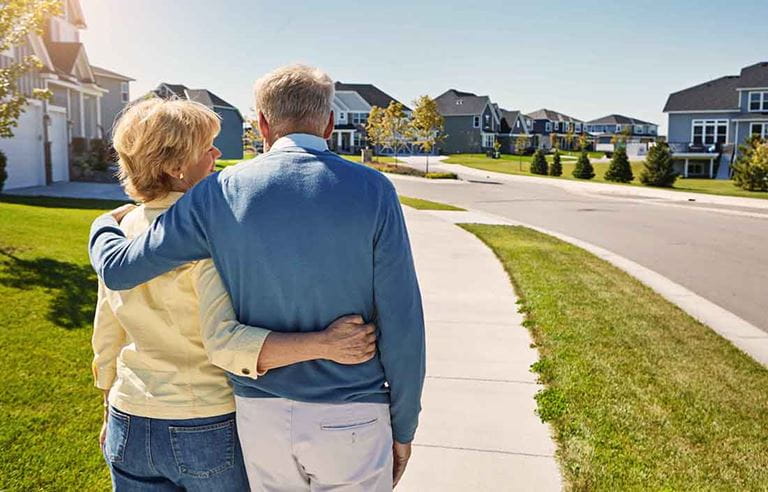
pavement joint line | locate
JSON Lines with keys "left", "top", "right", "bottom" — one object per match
{"left": 418, "top": 209, "right": 768, "bottom": 368}
{"left": 412, "top": 443, "right": 555, "bottom": 459}
{"left": 425, "top": 375, "right": 537, "bottom": 385}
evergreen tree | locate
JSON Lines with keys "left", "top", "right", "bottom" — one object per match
{"left": 732, "top": 136, "right": 768, "bottom": 192}
{"left": 572, "top": 150, "right": 595, "bottom": 179}
{"left": 640, "top": 142, "right": 677, "bottom": 187}
{"left": 530, "top": 149, "right": 548, "bottom": 175}
{"left": 549, "top": 149, "right": 562, "bottom": 176}
{"left": 604, "top": 146, "right": 634, "bottom": 183}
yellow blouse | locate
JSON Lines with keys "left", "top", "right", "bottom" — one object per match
{"left": 91, "top": 192, "right": 269, "bottom": 419}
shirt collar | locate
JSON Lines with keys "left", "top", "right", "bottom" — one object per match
{"left": 270, "top": 133, "right": 329, "bottom": 152}
{"left": 143, "top": 191, "right": 184, "bottom": 209}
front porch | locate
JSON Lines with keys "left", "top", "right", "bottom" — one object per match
{"left": 669, "top": 142, "right": 720, "bottom": 178}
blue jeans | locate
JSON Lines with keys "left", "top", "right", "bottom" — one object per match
{"left": 103, "top": 407, "right": 249, "bottom": 491}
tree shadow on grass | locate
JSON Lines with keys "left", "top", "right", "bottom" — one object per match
{"left": 0, "top": 248, "right": 97, "bottom": 330}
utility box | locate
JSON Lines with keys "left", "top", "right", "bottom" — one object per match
{"left": 361, "top": 149, "right": 373, "bottom": 163}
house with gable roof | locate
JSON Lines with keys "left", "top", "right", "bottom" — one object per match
{"left": 330, "top": 82, "right": 410, "bottom": 154}
{"left": 525, "top": 109, "right": 587, "bottom": 151}
{"left": 434, "top": 89, "right": 503, "bottom": 154}
{"left": 663, "top": 61, "right": 768, "bottom": 179}
{"left": 585, "top": 114, "right": 659, "bottom": 157}
{"left": 0, "top": 0, "right": 133, "bottom": 190}
{"left": 153, "top": 83, "right": 245, "bottom": 159}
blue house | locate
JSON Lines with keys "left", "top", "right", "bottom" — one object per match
{"left": 585, "top": 115, "right": 659, "bottom": 156}
{"left": 525, "top": 109, "right": 586, "bottom": 151}
{"left": 153, "top": 83, "right": 244, "bottom": 159}
{"left": 663, "top": 61, "right": 768, "bottom": 179}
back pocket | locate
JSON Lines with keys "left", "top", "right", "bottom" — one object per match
{"left": 104, "top": 407, "right": 131, "bottom": 463}
{"left": 169, "top": 419, "right": 235, "bottom": 479}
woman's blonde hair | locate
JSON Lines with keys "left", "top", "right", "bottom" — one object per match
{"left": 112, "top": 97, "right": 221, "bottom": 202}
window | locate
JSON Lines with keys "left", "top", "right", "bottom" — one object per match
{"left": 635, "top": 125, "right": 644, "bottom": 134}
{"left": 749, "top": 91, "right": 768, "bottom": 112}
{"left": 545, "top": 122, "right": 552, "bottom": 132}
{"left": 553, "top": 122, "right": 560, "bottom": 131}
{"left": 692, "top": 119, "right": 728, "bottom": 145}
{"left": 482, "top": 133, "right": 495, "bottom": 148}
{"left": 751, "top": 123, "right": 768, "bottom": 138}
{"left": 575, "top": 123, "right": 582, "bottom": 132}
{"left": 688, "top": 163, "right": 704, "bottom": 175}
{"left": 473, "top": 116, "right": 480, "bottom": 128}
{"left": 527, "top": 119, "right": 533, "bottom": 129}
{"left": 351, "top": 112, "right": 368, "bottom": 125}
{"left": 615, "top": 124, "right": 622, "bottom": 133}
{"left": 339, "top": 112, "right": 346, "bottom": 121}
{"left": 120, "top": 82, "right": 129, "bottom": 103}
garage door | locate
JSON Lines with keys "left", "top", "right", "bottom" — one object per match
{"left": 49, "top": 107, "right": 69, "bottom": 182}
{"left": 0, "top": 103, "right": 45, "bottom": 190}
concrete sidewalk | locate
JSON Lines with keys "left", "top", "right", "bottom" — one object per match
{"left": 397, "top": 207, "right": 562, "bottom": 491}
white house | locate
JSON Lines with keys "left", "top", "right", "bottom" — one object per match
{"left": 0, "top": 0, "right": 132, "bottom": 190}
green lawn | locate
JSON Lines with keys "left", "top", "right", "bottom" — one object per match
{"left": 461, "top": 224, "right": 768, "bottom": 490}
{"left": 398, "top": 195, "right": 465, "bottom": 211}
{"left": 444, "top": 153, "right": 768, "bottom": 200}
{"left": 0, "top": 195, "right": 128, "bottom": 490}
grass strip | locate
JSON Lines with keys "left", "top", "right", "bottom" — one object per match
{"left": 399, "top": 196, "right": 465, "bottom": 211}
{"left": 460, "top": 224, "right": 768, "bottom": 490}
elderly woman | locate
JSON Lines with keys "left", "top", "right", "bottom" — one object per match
{"left": 92, "top": 98, "right": 376, "bottom": 491}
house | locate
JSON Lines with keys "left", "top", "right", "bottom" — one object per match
{"left": 585, "top": 114, "right": 658, "bottom": 157}
{"left": 91, "top": 65, "right": 134, "bottom": 137}
{"left": 663, "top": 61, "right": 768, "bottom": 179}
{"left": 0, "top": 0, "right": 132, "bottom": 190}
{"left": 434, "top": 89, "right": 502, "bottom": 154}
{"left": 153, "top": 83, "right": 244, "bottom": 159}
{"left": 330, "top": 82, "right": 410, "bottom": 154}
{"left": 525, "top": 109, "right": 586, "bottom": 151}
{"left": 497, "top": 108, "right": 534, "bottom": 154}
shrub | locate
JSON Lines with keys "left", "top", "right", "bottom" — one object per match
{"left": 425, "top": 172, "right": 458, "bottom": 180}
{"left": 530, "top": 149, "right": 549, "bottom": 175}
{"left": 732, "top": 136, "right": 768, "bottom": 192}
{"left": 0, "top": 150, "right": 7, "bottom": 192}
{"left": 604, "top": 146, "right": 634, "bottom": 183}
{"left": 549, "top": 150, "right": 563, "bottom": 176}
{"left": 640, "top": 142, "right": 677, "bottom": 187}
{"left": 572, "top": 150, "right": 595, "bottom": 179}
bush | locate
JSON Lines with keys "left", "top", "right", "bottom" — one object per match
{"left": 0, "top": 150, "right": 7, "bottom": 192}
{"left": 425, "top": 172, "right": 458, "bottom": 180}
{"left": 732, "top": 136, "right": 768, "bottom": 192}
{"left": 530, "top": 149, "right": 549, "bottom": 175}
{"left": 604, "top": 146, "right": 634, "bottom": 183}
{"left": 572, "top": 150, "right": 595, "bottom": 179}
{"left": 549, "top": 150, "right": 562, "bottom": 176}
{"left": 640, "top": 142, "right": 677, "bottom": 187}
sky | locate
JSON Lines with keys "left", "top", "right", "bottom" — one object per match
{"left": 80, "top": 0, "right": 768, "bottom": 135}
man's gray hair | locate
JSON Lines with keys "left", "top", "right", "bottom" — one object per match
{"left": 253, "top": 64, "right": 335, "bottom": 136}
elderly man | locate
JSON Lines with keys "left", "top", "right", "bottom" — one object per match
{"left": 89, "top": 64, "right": 425, "bottom": 491}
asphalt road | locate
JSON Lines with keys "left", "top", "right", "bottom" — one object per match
{"left": 390, "top": 172, "right": 768, "bottom": 333}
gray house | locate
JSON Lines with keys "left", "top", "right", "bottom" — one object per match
{"left": 434, "top": 89, "right": 502, "bottom": 154}
{"left": 331, "top": 82, "right": 409, "bottom": 154}
{"left": 663, "top": 61, "right": 768, "bottom": 179}
{"left": 91, "top": 65, "right": 133, "bottom": 137}
{"left": 525, "top": 109, "right": 586, "bottom": 150}
{"left": 153, "top": 83, "right": 244, "bottom": 159}
{"left": 585, "top": 114, "right": 658, "bottom": 156}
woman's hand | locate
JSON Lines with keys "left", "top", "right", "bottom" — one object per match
{"left": 319, "top": 315, "right": 377, "bottom": 364}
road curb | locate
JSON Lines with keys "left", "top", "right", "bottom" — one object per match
{"left": 422, "top": 208, "right": 768, "bottom": 368}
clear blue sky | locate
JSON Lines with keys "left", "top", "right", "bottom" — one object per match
{"left": 81, "top": 0, "right": 768, "bottom": 135}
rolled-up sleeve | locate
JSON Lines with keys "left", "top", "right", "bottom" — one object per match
{"left": 91, "top": 280, "right": 126, "bottom": 390}
{"left": 373, "top": 184, "right": 426, "bottom": 444}
{"left": 193, "top": 259, "right": 270, "bottom": 379}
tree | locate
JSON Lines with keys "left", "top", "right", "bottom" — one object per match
{"left": 564, "top": 127, "right": 576, "bottom": 150}
{"left": 0, "top": 0, "right": 60, "bottom": 138}
{"left": 365, "top": 101, "right": 409, "bottom": 164}
{"left": 514, "top": 135, "right": 528, "bottom": 170}
{"left": 731, "top": 136, "right": 768, "bottom": 192}
{"left": 550, "top": 133, "right": 560, "bottom": 151}
{"left": 578, "top": 132, "right": 590, "bottom": 152}
{"left": 243, "top": 117, "right": 263, "bottom": 153}
{"left": 530, "top": 149, "right": 548, "bottom": 175}
{"left": 0, "top": 150, "right": 7, "bottom": 192}
{"left": 639, "top": 141, "right": 677, "bottom": 187}
{"left": 492, "top": 137, "right": 501, "bottom": 158}
{"left": 549, "top": 149, "right": 562, "bottom": 176}
{"left": 410, "top": 95, "right": 444, "bottom": 173}
{"left": 604, "top": 146, "right": 634, "bottom": 183}
{"left": 572, "top": 150, "right": 595, "bottom": 179}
